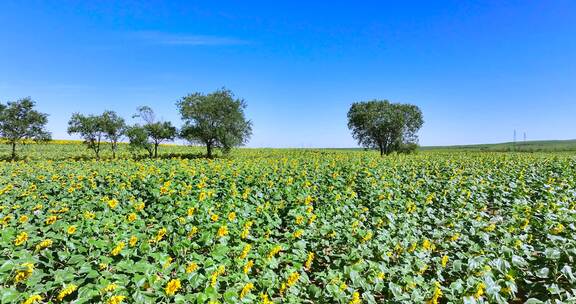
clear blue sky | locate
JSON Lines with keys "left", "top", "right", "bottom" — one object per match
{"left": 1, "top": 1, "right": 575, "bottom": 147}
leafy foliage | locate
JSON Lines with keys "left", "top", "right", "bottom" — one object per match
{"left": 132, "top": 107, "right": 177, "bottom": 158}
{"left": 178, "top": 88, "right": 252, "bottom": 158}
{"left": 68, "top": 113, "right": 107, "bottom": 159}
{"left": 347, "top": 100, "right": 423, "bottom": 155}
{"left": 0, "top": 97, "right": 51, "bottom": 159}
{"left": 101, "top": 111, "right": 126, "bottom": 159}
{"left": 125, "top": 125, "right": 153, "bottom": 157}
{"left": 1, "top": 149, "right": 575, "bottom": 303}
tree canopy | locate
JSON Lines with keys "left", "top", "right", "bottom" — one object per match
{"left": 67, "top": 113, "right": 107, "bottom": 159}
{"left": 347, "top": 100, "right": 423, "bottom": 156}
{"left": 125, "top": 125, "right": 153, "bottom": 157}
{"left": 101, "top": 111, "right": 126, "bottom": 158}
{"left": 0, "top": 97, "right": 51, "bottom": 159}
{"left": 177, "top": 88, "right": 252, "bottom": 158}
{"left": 131, "top": 106, "right": 177, "bottom": 158}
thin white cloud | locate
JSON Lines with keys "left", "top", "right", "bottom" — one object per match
{"left": 131, "top": 31, "right": 249, "bottom": 46}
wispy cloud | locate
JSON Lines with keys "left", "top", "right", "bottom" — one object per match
{"left": 130, "top": 31, "right": 249, "bottom": 46}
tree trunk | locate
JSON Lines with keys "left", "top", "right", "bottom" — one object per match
{"left": 95, "top": 138, "right": 101, "bottom": 160}
{"left": 11, "top": 142, "right": 16, "bottom": 160}
{"left": 154, "top": 143, "right": 159, "bottom": 158}
{"left": 378, "top": 142, "right": 384, "bottom": 157}
{"left": 206, "top": 143, "right": 212, "bottom": 158}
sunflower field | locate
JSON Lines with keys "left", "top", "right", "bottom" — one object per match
{"left": 1, "top": 149, "right": 575, "bottom": 303}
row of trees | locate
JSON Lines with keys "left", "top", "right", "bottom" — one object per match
{"left": 67, "top": 107, "right": 177, "bottom": 159}
{"left": 1, "top": 90, "right": 424, "bottom": 159}
{"left": 0, "top": 88, "right": 253, "bottom": 159}
{"left": 67, "top": 88, "right": 253, "bottom": 159}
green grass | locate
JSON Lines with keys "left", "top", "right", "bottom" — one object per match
{"left": 421, "top": 139, "right": 576, "bottom": 152}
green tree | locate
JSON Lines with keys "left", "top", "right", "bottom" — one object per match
{"left": 132, "top": 106, "right": 177, "bottom": 158}
{"left": 347, "top": 100, "right": 423, "bottom": 156}
{"left": 67, "top": 113, "right": 106, "bottom": 159}
{"left": 101, "top": 110, "right": 126, "bottom": 158}
{"left": 177, "top": 88, "right": 252, "bottom": 158}
{"left": 125, "top": 125, "right": 153, "bottom": 157}
{"left": 0, "top": 97, "right": 51, "bottom": 159}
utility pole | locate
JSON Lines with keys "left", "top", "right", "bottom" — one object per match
{"left": 513, "top": 129, "right": 517, "bottom": 151}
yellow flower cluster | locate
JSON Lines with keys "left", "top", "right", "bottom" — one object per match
{"left": 111, "top": 241, "right": 125, "bottom": 256}
{"left": 243, "top": 260, "right": 254, "bottom": 274}
{"left": 349, "top": 291, "right": 361, "bottom": 304}
{"left": 134, "top": 201, "right": 145, "bottom": 211}
{"left": 163, "top": 257, "right": 173, "bottom": 269}
{"left": 268, "top": 245, "right": 282, "bottom": 260}
{"left": 551, "top": 223, "right": 565, "bottom": 234}
{"left": 19, "top": 215, "right": 29, "bottom": 223}
{"left": 210, "top": 265, "right": 226, "bottom": 287}
{"left": 240, "top": 282, "right": 254, "bottom": 299}
{"left": 35, "top": 239, "right": 53, "bottom": 251}
{"left": 239, "top": 244, "right": 252, "bottom": 259}
{"left": 484, "top": 223, "right": 496, "bottom": 232}
{"left": 103, "top": 283, "right": 117, "bottom": 292}
{"left": 22, "top": 295, "right": 42, "bottom": 304}
{"left": 241, "top": 221, "right": 253, "bottom": 239}
{"left": 427, "top": 282, "right": 443, "bottom": 304}
{"left": 286, "top": 272, "right": 300, "bottom": 286}
{"left": 188, "top": 226, "right": 199, "bottom": 238}
{"left": 165, "top": 279, "right": 181, "bottom": 296}
{"left": 422, "top": 239, "right": 435, "bottom": 251}
{"left": 217, "top": 225, "right": 228, "bottom": 238}
{"left": 129, "top": 235, "right": 138, "bottom": 247}
{"left": 14, "top": 263, "right": 34, "bottom": 283}
{"left": 186, "top": 262, "right": 199, "bottom": 273}
{"left": 67, "top": 225, "right": 77, "bottom": 234}
{"left": 107, "top": 295, "right": 126, "bottom": 304}
{"left": 441, "top": 255, "right": 449, "bottom": 268}
{"left": 14, "top": 232, "right": 28, "bottom": 246}
{"left": 475, "top": 282, "right": 485, "bottom": 299}
{"left": 293, "top": 229, "right": 304, "bottom": 238}
{"left": 107, "top": 198, "right": 119, "bottom": 209}
{"left": 305, "top": 252, "right": 315, "bottom": 270}
{"left": 155, "top": 227, "right": 167, "bottom": 242}
{"left": 361, "top": 231, "right": 373, "bottom": 243}
{"left": 57, "top": 284, "right": 78, "bottom": 301}
{"left": 257, "top": 293, "right": 270, "bottom": 304}
{"left": 127, "top": 213, "right": 137, "bottom": 222}
{"left": 45, "top": 215, "right": 57, "bottom": 225}
{"left": 228, "top": 212, "right": 236, "bottom": 221}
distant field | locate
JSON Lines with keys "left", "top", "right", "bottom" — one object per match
{"left": 0, "top": 140, "right": 201, "bottom": 161}
{"left": 422, "top": 139, "right": 576, "bottom": 152}
{"left": 277, "top": 140, "right": 576, "bottom": 153}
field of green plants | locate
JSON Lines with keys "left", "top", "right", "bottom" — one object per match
{"left": 1, "top": 146, "right": 575, "bottom": 303}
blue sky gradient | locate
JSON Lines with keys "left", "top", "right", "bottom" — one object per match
{"left": 1, "top": 1, "right": 575, "bottom": 147}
